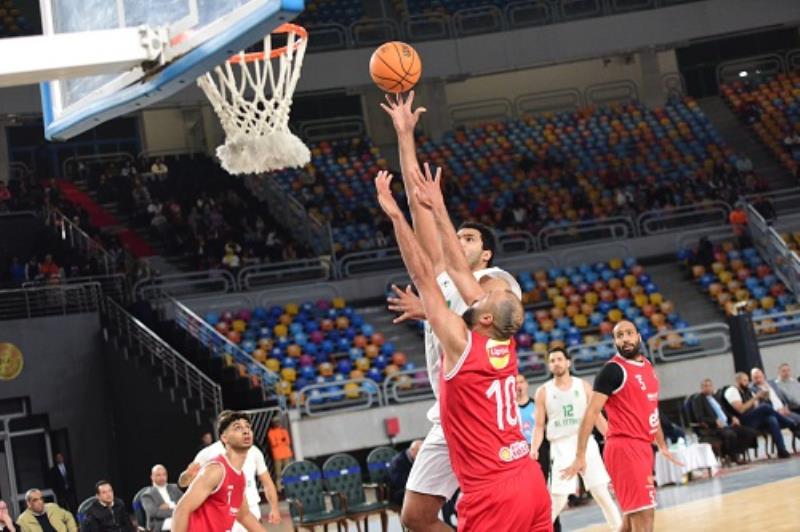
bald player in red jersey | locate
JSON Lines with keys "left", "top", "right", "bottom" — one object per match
{"left": 562, "top": 321, "right": 683, "bottom": 532}
{"left": 173, "top": 411, "right": 266, "bottom": 532}
{"left": 376, "top": 167, "right": 551, "bottom": 531}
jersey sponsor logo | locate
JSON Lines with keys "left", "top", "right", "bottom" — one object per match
{"left": 647, "top": 392, "right": 659, "bottom": 402}
{"left": 498, "top": 440, "right": 530, "bottom": 462}
{"left": 486, "top": 338, "right": 512, "bottom": 370}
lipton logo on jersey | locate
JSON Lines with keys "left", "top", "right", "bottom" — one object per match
{"left": 498, "top": 440, "right": 529, "bottom": 462}
{"left": 486, "top": 338, "right": 512, "bottom": 370}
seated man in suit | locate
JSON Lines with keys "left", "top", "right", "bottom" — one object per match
{"left": 141, "top": 465, "right": 183, "bottom": 531}
{"left": 83, "top": 481, "right": 136, "bottom": 532}
{"left": 692, "top": 379, "right": 757, "bottom": 464}
{"left": 774, "top": 363, "right": 800, "bottom": 414}
{"left": 751, "top": 368, "right": 800, "bottom": 425}
{"left": 388, "top": 440, "right": 423, "bottom": 508}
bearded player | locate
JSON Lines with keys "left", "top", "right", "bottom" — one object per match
{"left": 531, "top": 348, "right": 622, "bottom": 530}
{"left": 172, "top": 411, "right": 265, "bottom": 532}
{"left": 382, "top": 92, "right": 522, "bottom": 530}
{"left": 562, "top": 321, "right": 682, "bottom": 532}
{"left": 376, "top": 168, "right": 551, "bottom": 531}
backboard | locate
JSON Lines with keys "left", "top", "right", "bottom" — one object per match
{"left": 37, "top": 0, "right": 304, "bottom": 141}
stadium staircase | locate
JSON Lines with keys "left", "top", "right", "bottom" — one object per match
{"left": 62, "top": 177, "right": 183, "bottom": 274}
{"left": 697, "top": 96, "right": 797, "bottom": 190}
{"left": 645, "top": 263, "right": 723, "bottom": 326}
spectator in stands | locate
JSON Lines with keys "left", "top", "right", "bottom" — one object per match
{"left": 735, "top": 156, "right": 753, "bottom": 176}
{"left": 0, "top": 182, "right": 11, "bottom": 211}
{"left": 24, "top": 257, "right": 40, "bottom": 282}
{"left": 0, "top": 499, "right": 15, "bottom": 532}
{"left": 752, "top": 196, "right": 777, "bottom": 224}
{"left": 728, "top": 203, "right": 749, "bottom": 248}
{"left": 388, "top": 440, "right": 423, "bottom": 508}
{"left": 723, "top": 372, "right": 794, "bottom": 458}
{"left": 198, "top": 431, "right": 213, "bottom": 451}
{"left": 16, "top": 489, "right": 76, "bottom": 532}
{"left": 82, "top": 481, "right": 135, "bottom": 532}
{"left": 750, "top": 368, "right": 800, "bottom": 424}
{"left": 140, "top": 465, "right": 182, "bottom": 531}
{"left": 774, "top": 363, "right": 800, "bottom": 414}
{"left": 267, "top": 418, "right": 293, "bottom": 490}
{"left": 150, "top": 158, "right": 168, "bottom": 181}
{"left": 692, "top": 378, "right": 756, "bottom": 464}
{"left": 38, "top": 255, "right": 60, "bottom": 280}
{"left": 9, "top": 257, "right": 25, "bottom": 287}
{"left": 659, "top": 409, "right": 686, "bottom": 444}
{"left": 221, "top": 241, "right": 242, "bottom": 271}
{"left": 693, "top": 236, "right": 715, "bottom": 270}
{"left": 47, "top": 453, "right": 77, "bottom": 513}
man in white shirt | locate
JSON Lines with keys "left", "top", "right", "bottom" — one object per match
{"left": 140, "top": 465, "right": 183, "bottom": 531}
{"left": 178, "top": 438, "right": 280, "bottom": 528}
{"left": 750, "top": 368, "right": 800, "bottom": 424}
{"left": 774, "top": 363, "right": 800, "bottom": 413}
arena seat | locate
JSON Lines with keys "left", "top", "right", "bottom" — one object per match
{"left": 513, "top": 256, "right": 688, "bottom": 369}
{"left": 0, "top": 0, "right": 32, "bottom": 38}
{"left": 296, "top": 0, "right": 366, "bottom": 26}
{"left": 204, "top": 299, "right": 419, "bottom": 408}
{"left": 679, "top": 240, "right": 800, "bottom": 335}
{"left": 322, "top": 453, "right": 389, "bottom": 528}
{"left": 721, "top": 72, "right": 800, "bottom": 175}
{"left": 282, "top": 460, "right": 348, "bottom": 530}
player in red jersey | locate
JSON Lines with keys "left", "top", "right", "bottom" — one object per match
{"left": 562, "top": 320, "right": 682, "bottom": 532}
{"left": 173, "top": 411, "right": 265, "bottom": 532}
{"left": 376, "top": 168, "right": 551, "bottom": 531}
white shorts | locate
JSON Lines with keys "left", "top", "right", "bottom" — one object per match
{"left": 405, "top": 423, "right": 459, "bottom": 500}
{"left": 232, "top": 504, "right": 261, "bottom": 531}
{"left": 550, "top": 435, "right": 610, "bottom": 495}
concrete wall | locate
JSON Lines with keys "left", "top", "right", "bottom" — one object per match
{"left": 0, "top": 313, "right": 114, "bottom": 498}
{"left": 293, "top": 340, "right": 800, "bottom": 457}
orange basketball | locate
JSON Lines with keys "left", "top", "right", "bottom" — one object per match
{"left": 369, "top": 41, "right": 422, "bottom": 93}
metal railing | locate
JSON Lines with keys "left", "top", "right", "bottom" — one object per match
{"left": 753, "top": 308, "right": 800, "bottom": 346}
{"left": 237, "top": 259, "right": 332, "bottom": 291}
{"left": 46, "top": 208, "right": 118, "bottom": 274}
{"left": 382, "top": 369, "right": 433, "bottom": 404}
{"left": 134, "top": 269, "right": 237, "bottom": 300}
{"left": 746, "top": 203, "right": 800, "bottom": 297}
{"left": 172, "top": 298, "right": 279, "bottom": 402}
{"left": 0, "top": 282, "right": 102, "bottom": 320}
{"left": 336, "top": 248, "right": 405, "bottom": 278}
{"left": 61, "top": 151, "right": 135, "bottom": 180}
{"left": 296, "top": 378, "right": 383, "bottom": 417}
{"left": 637, "top": 201, "right": 731, "bottom": 235}
{"left": 23, "top": 273, "right": 130, "bottom": 305}
{"left": 104, "top": 297, "right": 224, "bottom": 419}
{"left": 649, "top": 322, "right": 731, "bottom": 362}
{"left": 537, "top": 216, "right": 636, "bottom": 250}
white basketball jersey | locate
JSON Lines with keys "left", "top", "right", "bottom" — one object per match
{"left": 424, "top": 267, "right": 521, "bottom": 423}
{"left": 545, "top": 377, "right": 588, "bottom": 441}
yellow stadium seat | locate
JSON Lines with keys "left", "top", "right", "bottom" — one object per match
{"left": 623, "top": 275, "right": 638, "bottom": 288}
{"left": 649, "top": 293, "right": 663, "bottom": 306}
{"left": 285, "top": 303, "right": 299, "bottom": 315}
{"left": 266, "top": 358, "right": 280, "bottom": 372}
{"left": 634, "top": 294, "right": 648, "bottom": 308}
{"left": 608, "top": 309, "right": 623, "bottom": 322}
{"left": 332, "top": 297, "right": 346, "bottom": 309}
{"left": 273, "top": 324, "right": 288, "bottom": 337}
{"left": 232, "top": 319, "right": 246, "bottom": 333}
{"left": 609, "top": 258, "right": 623, "bottom": 270}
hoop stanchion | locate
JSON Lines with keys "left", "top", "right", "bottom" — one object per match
{"left": 198, "top": 23, "right": 310, "bottom": 175}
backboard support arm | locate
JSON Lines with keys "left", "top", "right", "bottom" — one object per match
{"left": 0, "top": 26, "right": 166, "bottom": 88}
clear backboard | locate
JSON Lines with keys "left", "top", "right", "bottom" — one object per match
{"left": 37, "top": 0, "right": 304, "bottom": 140}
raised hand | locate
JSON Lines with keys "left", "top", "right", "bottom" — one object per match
{"left": 379, "top": 90, "right": 427, "bottom": 134}
{"left": 410, "top": 162, "right": 444, "bottom": 210}
{"left": 387, "top": 284, "right": 425, "bottom": 323}
{"left": 375, "top": 170, "right": 402, "bottom": 219}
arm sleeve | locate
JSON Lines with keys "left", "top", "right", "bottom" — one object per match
{"left": 724, "top": 387, "right": 741, "bottom": 405}
{"left": 252, "top": 448, "right": 268, "bottom": 476}
{"left": 592, "top": 363, "right": 624, "bottom": 396}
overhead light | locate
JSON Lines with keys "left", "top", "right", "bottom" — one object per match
{"left": 738, "top": 71, "right": 748, "bottom": 78}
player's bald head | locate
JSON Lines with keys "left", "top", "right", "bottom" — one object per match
{"left": 613, "top": 320, "right": 638, "bottom": 335}
{"left": 462, "top": 289, "right": 523, "bottom": 340}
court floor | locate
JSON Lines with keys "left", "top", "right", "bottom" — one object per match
{"left": 263, "top": 455, "right": 800, "bottom": 531}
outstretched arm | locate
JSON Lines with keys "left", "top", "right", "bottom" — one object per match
{"left": 410, "top": 164, "right": 484, "bottom": 305}
{"left": 530, "top": 385, "right": 547, "bottom": 460}
{"left": 375, "top": 171, "right": 468, "bottom": 371}
{"left": 561, "top": 391, "right": 609, "bottom": 480}
{"left": 380, "top": 92, "right": 444, "bottom": 274}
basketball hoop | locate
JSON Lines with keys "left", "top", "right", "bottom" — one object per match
{"left": 198, "top": 23, "right": 310, "bottom": 175}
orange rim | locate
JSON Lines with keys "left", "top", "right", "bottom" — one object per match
{"left": 227, "top": 23, "right": 307, "bottom": 64}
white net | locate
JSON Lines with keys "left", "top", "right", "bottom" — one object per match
{"left": 197, "top": 24, "right": 310, "bottom": 175}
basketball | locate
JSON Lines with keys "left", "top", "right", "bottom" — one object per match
{"left": 369, "top": 41, "right": 422, "bottom": 93}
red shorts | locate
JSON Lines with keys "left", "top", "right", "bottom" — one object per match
{"left": 457, "top": 460, "right": 551, "bottom": 532}
{"left": 603, "top": 437, "right": 656, "bottom": 514}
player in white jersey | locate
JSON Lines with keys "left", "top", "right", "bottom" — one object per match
{"left": 530, "top": 348, "right": 622, "bottom": 530}
{"left": 382, "top": 92, "right": 522, "bottom": 531}
{"left": 178, "top": 435, "right": 281, "bottom": 529}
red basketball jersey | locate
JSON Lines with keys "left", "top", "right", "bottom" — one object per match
{"left": 603, "top": 354, "right": 660, "bottom": 442}
{"left": 439, "top": 330, "right": 530, "bottom": 492}
{"left": 189, "top": 454, "right": 245, "bottom": 532}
